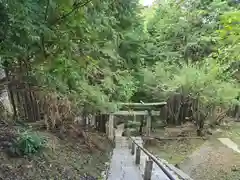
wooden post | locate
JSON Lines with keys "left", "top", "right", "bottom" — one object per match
{"left": 146, "top": 110, "right": 151, "bottom": 136}
{"left": 144, "top": 158, "right": 153, "bottom": 180}
{"left": 131, "top": 142, "right": 135, "bottom": 155}
{"left": 135, "top": 146, "right": 141, "bottom": 165}
{"left": 108, "top": 114, "right": 114, "bottom": 140}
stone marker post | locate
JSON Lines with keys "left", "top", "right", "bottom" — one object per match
{"left": 144, "top": 158, "right": 153, "bottom": 180}
{"left": 135, "top": 146, "right": 141, "bottom": 165}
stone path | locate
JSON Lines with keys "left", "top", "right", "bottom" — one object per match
{"left": 107, "top": 124, "right": 143, "bottom": 180}
{"left": 107, "top": 124, "right": 187, "bottom": 180}
{"left": 218, "top": 138, "right": 240, "bottom": 153}
{"left": 107, "top": 136, "right": 143, "bottom": 180}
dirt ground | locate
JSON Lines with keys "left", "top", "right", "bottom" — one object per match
{"left": 179, "top": 139, "right": 240, "bottom": 180}
{"left": 145, "top": 138, "right": 204, "bottom": 165}
{"left": 145, "top": 122, "right": 240, "bottom": 180}
{"left": 145, "top": 126, "right": 205, "bottom": 165}
{"left": 0, "top": 121, "right": 113, "bottom": 180}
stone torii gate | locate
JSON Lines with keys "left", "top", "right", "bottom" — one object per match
{"left": 106, "top": 102, "right": 167, "bottom": 140}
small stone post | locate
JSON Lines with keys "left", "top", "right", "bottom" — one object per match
{"left": 133, "top": 114, "right": 136, "bottom": 122}
{"left": 90, "top": 114, "right": 96, "bottom": 127}
{"left": 135, "top": 146, "right": 141, "bottom": 165}
{"left": 131, "top": 142, "right": 135, "bottom": 155}
{"left": 128, "top": 138, "right": 132, "bottom": 149}
{"left": 108, "top": 114, "right": 114, "bottom": 141}
{"left": 146, "top": 110, "right": 152, "bottom": 136}
{"left": 105, "top": 121, "right": 109, "bottom": 136}
{"left": 144, "top": 158, "right": 153, "bottom": 180}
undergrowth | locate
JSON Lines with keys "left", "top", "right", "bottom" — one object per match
{"left": 10, "top": 130, "right": 47, "bottom": 156}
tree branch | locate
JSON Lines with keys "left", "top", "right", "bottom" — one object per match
{"left": 41, "top": 0, "right": 50, "bottom": 59}
{"left": 54, "top": 0, "right": 92, "bottom": 24}
{"left": 45, "top": 0, "right": 50, "bottom": 21}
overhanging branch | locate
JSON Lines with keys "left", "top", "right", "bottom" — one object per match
{"left": 54, "top": 0, "right": 92, "bottom": 24}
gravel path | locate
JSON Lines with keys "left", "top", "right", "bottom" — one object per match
{"left": 179, "top": 139, "right": 240, "bottom": 180}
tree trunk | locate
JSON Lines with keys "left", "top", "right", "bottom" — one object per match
{"left": 99, "top": 114, "right": 107, "bottom": 133}
{"left": 0, "top": 67, "right": 13, "bottom": 120}
{"left": 173, "top": 94, "right": 182, "bottom": 125}
{"left": 236, "top": 105, "right": 240, "bottom": 122}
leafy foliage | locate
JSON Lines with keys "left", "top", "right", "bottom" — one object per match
{"left": 138, "top": 0, "right": 240, "bottom": 125}
{"left": 10, "top": 131, "right": 46, "bottom": 156}
{"left": 145, "top": 0, "right": 234, "bottom": 64}
{"left": 0, "top": 0, "right": 144, "bottom": 113}
{"left": 0, "top": 0, "right": 239, "bottom": 124}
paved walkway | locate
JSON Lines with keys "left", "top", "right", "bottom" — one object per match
{"left": 107, "top": 124, "right": 142, "bottom": 180}
{"left": 107, "top": 124, "right": 182, "bottom": 180}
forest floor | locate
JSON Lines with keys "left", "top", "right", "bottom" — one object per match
{"left": 144, "top": 126, "right": 205, "bottom": 165}
{"left": 0, "top": 121, "right": 113, "bottom": 180}
{"left": 145, "top": 121, "right": 240, "bottom": 180}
